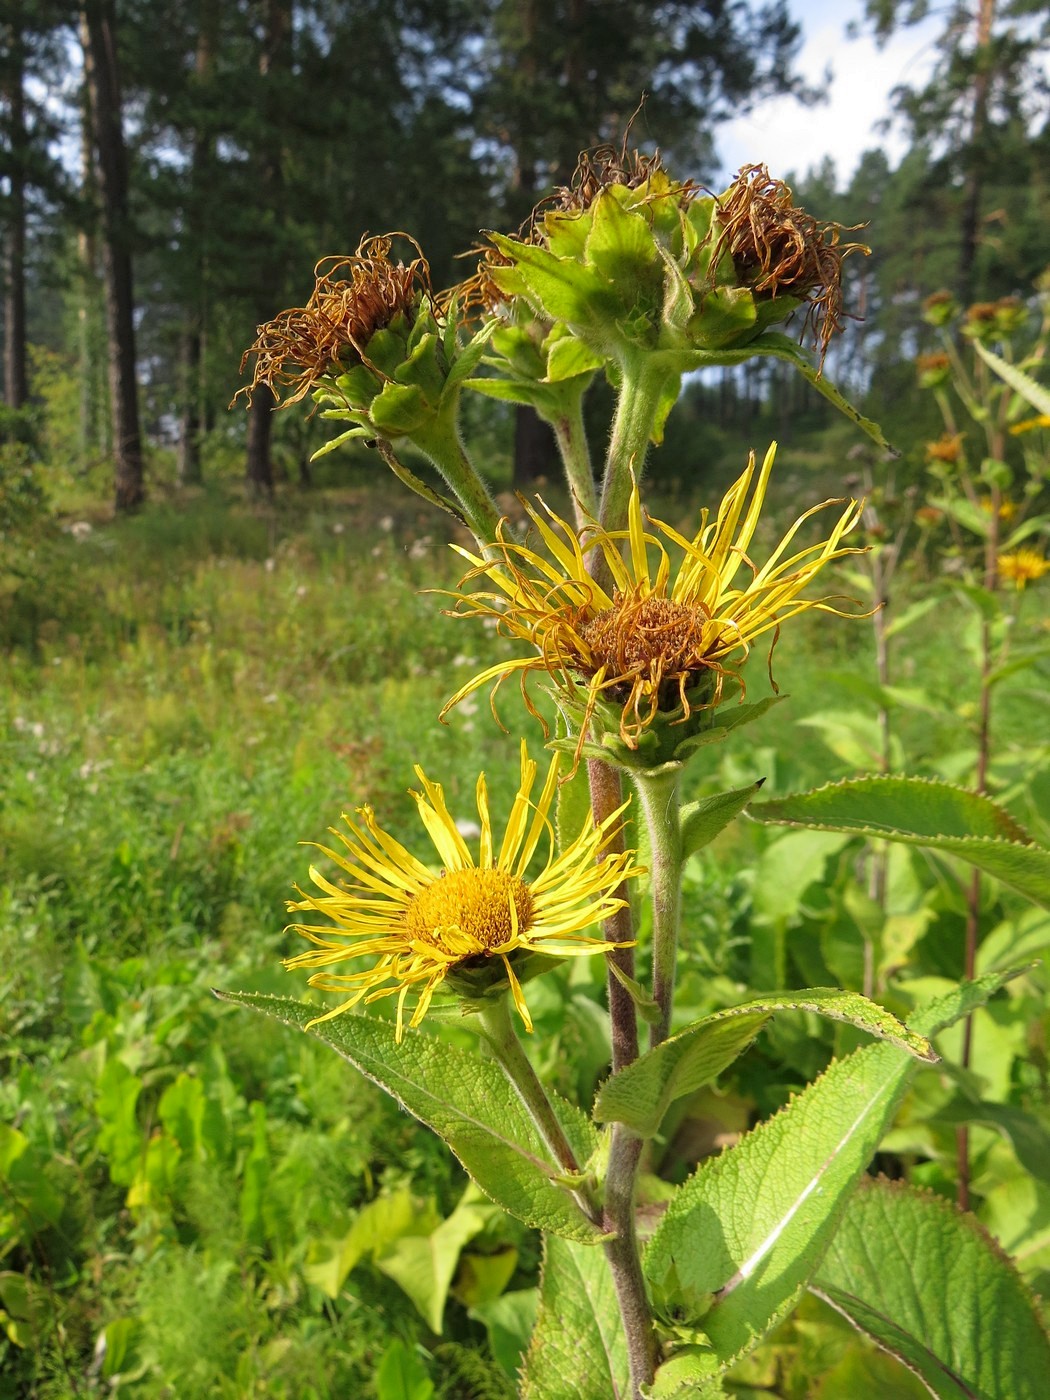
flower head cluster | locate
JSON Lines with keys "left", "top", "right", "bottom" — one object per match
{"left": 471, "top": 155, "right": 865, "bottom": 380}
{"left": 444, "top": 444, "right": 863, "bottom": 762}
{"left": 285, "top": 743, "right": 640, "bottom": 1040}
{"left": 237, "top": 235, "right": 431, "bottom": 408}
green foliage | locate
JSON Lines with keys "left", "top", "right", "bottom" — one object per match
{"left": 814, "top": 1176, "right": 1050, "bottom": 1400}
{"left": 643, "top": 972, "right": 1022, "bottom": 1373}
{"left": 519, "top": 1235, "right": 628, "bottom": 1400}
{"left": 753, "top": 775, "right": 1050, "bottom": 906}
{"left": 217, "top": 994, "right": 605, "bottom": 1245}
{"left": 594, "top": 989, "right": 933, "bottom": 1139}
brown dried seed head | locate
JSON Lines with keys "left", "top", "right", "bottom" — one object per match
{"left": 715, "top": 164, "right": 868, "bottom": 364}
{"left": 235, "top": 234, "right": 431, "bottom": 408}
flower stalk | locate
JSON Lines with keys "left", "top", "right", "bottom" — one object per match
{"left": 633, "top": 765, "right": 684, "bottom": 1049}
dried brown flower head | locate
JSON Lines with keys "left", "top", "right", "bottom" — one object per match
{"left": 925, "top": 433, "right": 965, "bottom": 465}
{"left": 714, "top": 164, "right": 868, "bottom": 364}
{"left": 916, "top": 352, "right": 950, "bottom": 376}
{"left": 236, "top": 235, "right": 431, "bottom": 408}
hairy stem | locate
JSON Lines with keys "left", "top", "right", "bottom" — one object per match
{"left": 602, "top": 1125, "right": 658, "bottom": 1397}
{"left": 599, "top": 353, "right": 673, "bottom": 549}
{"left": 414, "top": 413, "right": 502, "bottom": 548}
{"left": 589, "top": 758, "right": 640, "bottom": 1074}
{"left": 634, "top": 765, "right": 684, "bottom": 1050}
{"left": 551, "top": 390, "right": 599, "bottom": 528}
{"left": 478, "top": 997, "right": 581, "bottom": 1172}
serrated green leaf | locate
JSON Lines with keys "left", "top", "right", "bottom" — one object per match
{"left": 595, "top": 989, "right": 933, "bottom": 1139}
{"left": 519, "top": 1234, "right": 628, "bottom": 1400}
{"left": 680, "top": 782, "right": 765, "bottom": 857}
{"left": 973, "top": 339, "right": 1050, "bottom": 418}
{"left": 813, "top": 1177, "right": 1050, "bottom": 1400}
{"left": 671, "top": 696, "right": 788, "bottom": 761}
{"left": 737, "top": 334, "right": 894, "bottom": 452}
{"left": 216, "top": 992, "right": 605, "bottom": 1242}
{"left": 649, "top": 1351, "right": 727, "bottom": 1398}
{"left": 751, "top": 776, "right": 1050, "bottom": 908}
{"left": 643, "top": 971, "right": 1020, "bottom": 1371}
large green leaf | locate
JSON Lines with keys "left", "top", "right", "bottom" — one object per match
{"left": 751, "top": 776, "right": 1050, "bottom": 908}
{"left": 217, "top": 992, "right": 605, "bottom": 1242}
{"left": 680, "top": 781, "right": 765, "bottom": 858}
{"left": 643, "top": 971, "right": 1019, "bottom": 1373}
{"left": 813, "top": 1177, "right": 1050, "bottom": 1400}
{"left": 594, "top": 990, "right": 934, "bottom": 1139}
{"left": 377, "top": 1187, "right": 496, "bottom": 1333}
{"left": 519, "top": 1235, "right": 628, "bottom": 1400}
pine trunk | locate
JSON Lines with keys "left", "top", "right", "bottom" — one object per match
{"left": 2, "top": 6, "right": 28, "bottom": 417}
{"left": 81, "top": 0, "right": 144, "bottom": 511}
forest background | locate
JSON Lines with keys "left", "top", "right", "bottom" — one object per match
{"left": 2, "top": 1, "right": 1049, "bottom": 1397}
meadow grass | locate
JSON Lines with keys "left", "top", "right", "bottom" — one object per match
{"left": 2, "top": 475, "right": 1045, "bottom": 1396}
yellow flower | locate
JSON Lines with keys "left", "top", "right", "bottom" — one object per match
{"left": 285, "top": 743, "right": 639, "bottom": 1040}
{"left": 444, "top": 443, "right": 863, "bottom": 754}
{"left": 999, "top": 548, "right": 1050, "bottom": 590}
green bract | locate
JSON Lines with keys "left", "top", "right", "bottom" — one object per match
{"left": 486, "top": 173, "right": 803, "bottom": 374}
{"left": 313, "top": 299, "right": 491, "bottom": 454}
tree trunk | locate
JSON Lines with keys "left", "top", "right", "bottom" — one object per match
{"left": 81, "top": 0, "right": 144, "bottom": 511}
{"left": 958, "top": 0, "right": 996, "bottom": 299}
{"left": 178, "top": 0, "right": 218, "bottom": 487}
{"left": 245, "top": 0, "right": 291, "bottom": 495}
{"left": 176, "top": 327, "right": 203, "bottom": 485}
{"left": 2, "top": 5, "right": 28, "bottom": 418}
{"left": 246, "top": 383, "right": 275, "bottom": 495}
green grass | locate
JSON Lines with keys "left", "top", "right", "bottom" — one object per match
{"left": 2, "top": 476, "right": 1047, "bottom": 1396}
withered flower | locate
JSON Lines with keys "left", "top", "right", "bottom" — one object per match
{"left": 713, "top": 164, "right": 867, "bottom": 365}
{"left": 925, "top": 433, "right": 965, "bottom": 465}
{"left": 236, "top": 235, "right": 431, "bottom": 408}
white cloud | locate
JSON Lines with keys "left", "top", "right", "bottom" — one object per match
{"left": 715, "top": 2, "right": 941, "bottom": 185}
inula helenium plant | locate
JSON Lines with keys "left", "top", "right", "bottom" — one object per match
{"left": 228, "top": 145, "right": 1050, "bottom": 1399}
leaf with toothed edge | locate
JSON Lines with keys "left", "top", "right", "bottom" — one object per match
{"left": 215, "top": 992, "right": 607, "bottom": 1243}
{"left": 594, "top": 988, "right": 934, "bottom": 1139}
{"left": 751, "top": 776, "right": 1050, "bottom": 908}
{"left": 813, "top": 1176, "right": 1050, "bottom": 1400}
{"left": 519, "top": 1234, "right": 629, "bottom": 1400}
{"left": 643, "top": 970, "right": 1025, "bottom": 1377}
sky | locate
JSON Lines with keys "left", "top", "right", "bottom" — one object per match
{"left": 715, "top": 0, "right": 944, "bottom": 185}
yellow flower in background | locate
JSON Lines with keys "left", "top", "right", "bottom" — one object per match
{"left": 285, "top": 743, "right": 639, "bottom": 1040}
{"left": 444, "top": 443, "right": 863, "bottom": 753}
{"left": 999, "top": 549, "right": 1050, "bottom": 590}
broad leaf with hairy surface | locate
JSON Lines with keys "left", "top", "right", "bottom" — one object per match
{"left": 813, "top": 1177, "right": 1050, "bottom": 1400}
{"left": 751, "top": 776, "right": 1050, "bottom": 907}
{"left": 594, "top": 990, "right": 934, "bottom": 1139}
{"left": 216, "top": 992, "right": 604, "bottom": 1242}
{"left": 643, "top": 972, "right": 1021, "bottom": 1374}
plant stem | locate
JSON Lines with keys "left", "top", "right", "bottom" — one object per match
{"left": 588, "top": 758, "right": 640, "bottom": 1075}
{"left": 957, "top": 483, "right": 1000, "bottom": 1211}
{"left": 602, "top": 1125, "right": 658, "bottom": 1397}
{"left": 633, "top": 765, "right": 684, "bottom": 1050}
{"left": 599, "top": 352, "right": 673, "bottom": 542}
{"left": 551, "top": 389, "right": 598, "bottom": 529}
{"left": 414, "top": 413, "right": 502, "bottom": 548}
{"left": 477, "top": 996, "right": 585, "bottom": 1176}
